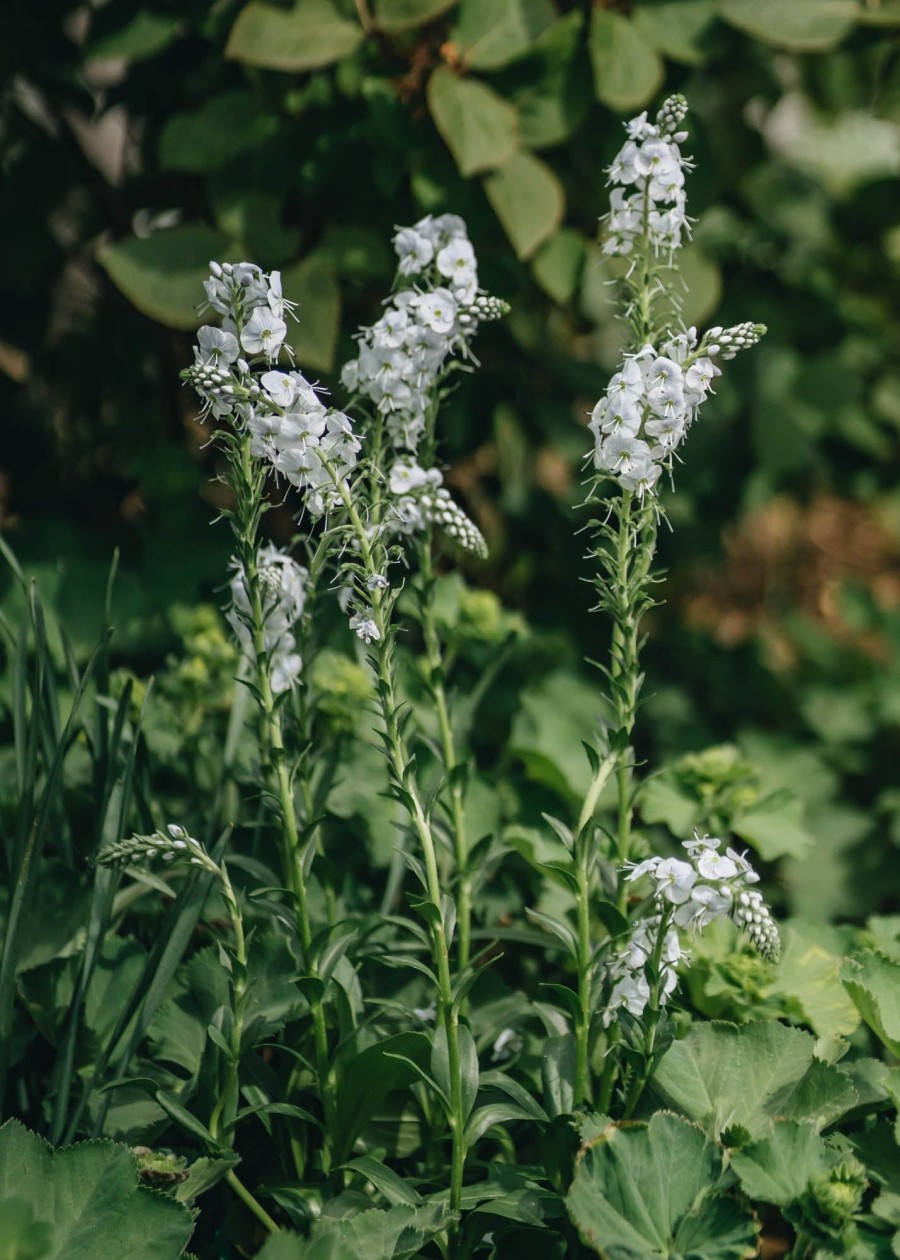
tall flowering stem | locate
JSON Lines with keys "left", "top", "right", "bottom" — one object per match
{"left": 226, "top": 434, "right": 339, "bottom": 1171}
{"left": 576, "top": 95, "right": 769, "bottom": 1107}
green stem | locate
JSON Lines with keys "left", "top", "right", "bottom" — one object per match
{"left": 571, "top": 752, "right": 617, "bottom": 1109}
{"left": 334, "top": 475, "right": 468, "bottom": 1219}
{"left": 226, "top": 1168, "right": 280, "bottom": 1235}
{"left": 233, "top": 437, "right": 338, "bottom": 1173}
{"left": 418, "top": 538, "right": 472, "bottom": 974}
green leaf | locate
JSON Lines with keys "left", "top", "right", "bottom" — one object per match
{"left": 282, "top": 254, "right": 342, "bottom": 373}
{"left": 225, "top": 0, "right": 363, "bottom": 71}
{"left": 842, "top": 951, "right": 900, "bottom": 1058}
{"left": 484, "top": 149, "right": 564, "bottom": 262}
{"left": 509, "top": 671, "right": 611, "bottom": 800}
{"left": 731, "top": 1121, "right": 829, "bottom": 1206}
{"left": 531, "top": 229, "right": 586, "bottom": 304}
{"left": 254, "top": 1203, "right": 449, "bottom": 1260}
{"left": 372, "top": 0, "right": 457, "bottom": 32}
{"left": 427, "top": 67, "right": 518, "bottom": 177}
{"left": 510, "top": 12, "right": 591, "bottom": 151}
{"left": 87, "top": 11, "right": 181, "bottom": 61}
{"left": 732, "top": 788, "right": 814, "bottom": 862}
{"left": 566, "top": 1112, "right": 758, "bottom": 1259}
{"left": 632, "top": 0, "right": 717, "bottom": 66}
{"left": 717, "top": 0, "right": 858, "bottom": 51}
{"left": 452, "top": 0, "right": 556, "bottom": 70}
{"left": 335, "top": 1033, "right": 431, "bottom": 1160}
{"left": 542, "top": 1033, "right": 576, "bottom": 1118}
{"left": 342, "top": 1156, "right": 422, "bottom": 1206}
{"left": 0, "top": 1120, "right": 193, "bottom": 1259}
{"left": 652, "top": 1021, "right": 858, "bottom": 1139}
{"left": 588, "top": 10, "right": 664, "bottom": 113}
{"left": 772, "top": 922, "right": 860, "bottom": 1039}
{"left": 172, "top": 1152, "right": 240, "bottom": 1203}
{"left": 97, "top": 225, "right": 231, "bottom": 331}
{"left": 159, "top": 91, "right": 279, "bottom": 173}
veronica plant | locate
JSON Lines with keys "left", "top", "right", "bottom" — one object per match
{"left": 182, "top": 221, "right": 508, "bottom": 1233}
{"left": 533, "top": 95, "right": 777, "bottom": 1115}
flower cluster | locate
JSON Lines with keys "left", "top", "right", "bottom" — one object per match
{"left": 383, "top": 460, "right": 487, "bottom": 557}
{"left": 588, "top": 322, "right": 764, "bottom": 496}
{"left": 603, "top": 94, "right": 691, "bottom": 259}
{"left": 98, "top": 824, "right": 214, "bottom": 871}
{"left": 226, "top": 544, "right": 308, "bottom": 693}
{"left": 183, "top": 263, "right": 360, "bottom": 518}
{"left": 341, "top": 214, "right": 506, "bottom": 454}
{"left": 603, "top": 834, "right": 779, "bottom": 1026}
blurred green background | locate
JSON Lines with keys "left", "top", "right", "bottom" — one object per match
{"left": 2, "top": 0, "right": 900, "bottom": 922}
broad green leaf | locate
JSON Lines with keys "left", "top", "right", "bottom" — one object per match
{"left": 509, "top": 670, "right": 611, "bottom": 799}
{"left": 632, "top": 0, "right": 717, "bottom": 65}
{"left": 732, "top": 788, "right": 814, "bottom": 862}
{"left": 639, "top": 772, "right": 700, "bottom": 836}
{"left": 282, "top": 254, "right": 342, "bottom": 373}
{"left": 566, "top": 1112, "right": 758, "bottom": 1259}
{"left": 452, "top": 0, "right": 556, "bottom": 70}
{"left": 87, "top": 11, "right": 180, "bottom": 61}
{"left": 373, "top": 0, "right": 456, "bottom": 32}
{"left": 773, "top": 922, "right": 860, "bottom": 1038}
{"left": 542, "top": 1033, "right": 576, "bottom": 1117}
{"left": 652, "top": 1021, "right": 858, "bottom": 1139}
{"left": 680, "top": 242, "right": 723, "bottom": 329}
{"left": 97, "top": 225, "right": 231, "bottom": 331}
{"left": 427, "top": 67, "right": 518, "bottom": 177}
{"left": 731, "top": 1121, "right": 828, "bottom": 1205}
{"left": 842, "top": 951, "right": 900, "bottom": 1057}
{"left": 226, "top": 0, "right": 363, "bottom": 71}
{"left": 254, "top": 1202, "right": 449, "bottom": 1260}
{"left": 588, "top": 10, "right": 664, "bottom": 113}
{"left": 159, "top": 91, "right": 279, "bottom": 173}
{"left": 0, "top": 1120, "right": 193, "bottom": 1259}
{"left": 717, "top": 0, "right": 858, "bottom": 51}
{"left": 210, "top": 188, "right": 299, "bottom": 265}
{"left": 508, "top": 13, "right": 592, "bottom": 150}
{"left": 483, "top": 150, "right": 564, "bottom": 262}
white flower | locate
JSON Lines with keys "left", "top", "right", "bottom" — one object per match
{"left": 652, "top": 858, "right": 697, "bottom": 905}
{"left": 197, "top": 325, "right": 239, "bottom": 366}
{"left": 436, "top": 237, "right": 476, "bottom": 282}
{"left": 417, "top": 288, "right": 458, "bottom": 335}
{"left": 393, "top": 227, "right": 434, "bottom": 276}
{"left": 350, "top": 612, "right": 380, "bottom": 644}
{"left": 241, "top": 307, "right": 287, "bottom": 358}
{"left": 261, "top": 370, "right": 299, "bottom": 407}
{"left": 696, "top": 849, "right": 739, "bottom": 882}
{"left": 389, "top": 460, "right": 430, "bottom": 496}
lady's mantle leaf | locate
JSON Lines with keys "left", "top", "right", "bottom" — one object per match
{"left": 566, "top": 1112, "right": 758, "bottom": 1259}
{"left": 652, "top": 1021, "right": 858, "bottom": 1139}
{"left": 842, "top": 950, "right": 900, "bottom": 1058}
{"left": 0, "top": 1119, "right": 193, "bottom": 1259}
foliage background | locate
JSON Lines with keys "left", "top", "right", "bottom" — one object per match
{"left": 3, "top": 0, "right": 900, "bottom": 926}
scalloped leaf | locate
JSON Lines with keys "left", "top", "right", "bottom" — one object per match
{"left": 566, "top": 1112, "right": 758, "bottom": 1259}
{"left": 731, "top": 1121, "right": 829, "bottom": 1206}
{"left": 0, "top": 1120, "right": 193, "bottom": 1259}
{"left": 842, "top": 951, "right": 900, "bottom": 1058}
{"left": 254, "top": 1202, "right": 449, "bottom": 1259}
{"left": 652, "top": 1021, "right": 858, "bottom": 1139}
